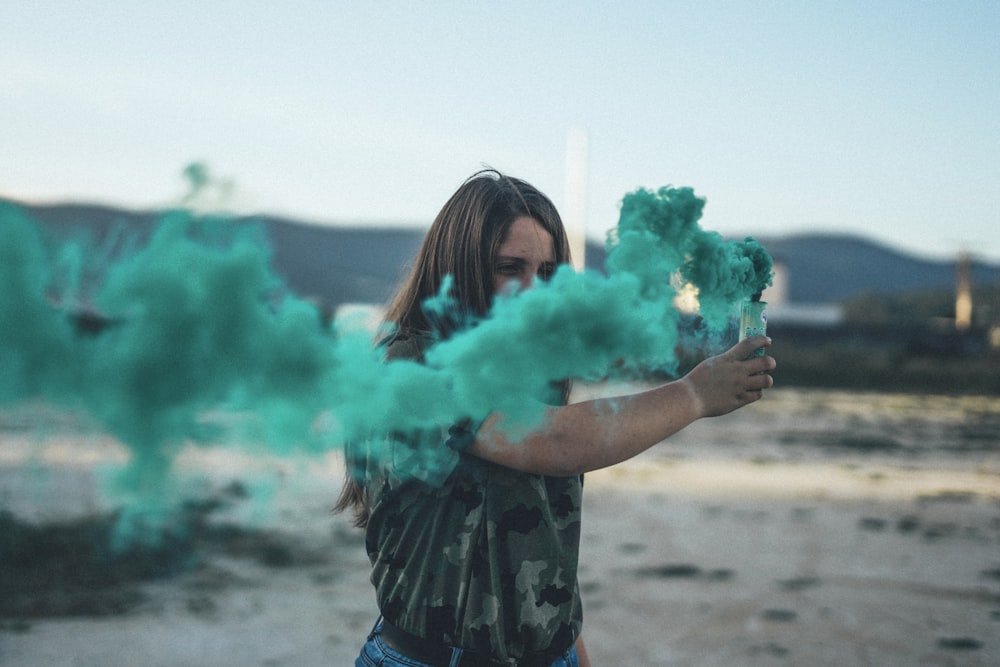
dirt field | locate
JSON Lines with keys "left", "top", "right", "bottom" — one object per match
{"left": 2, "top": 387, "right": 998, "bottom": 666}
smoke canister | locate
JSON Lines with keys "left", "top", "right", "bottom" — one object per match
{"left": 739, "top": 300, "right": 768, "bottom": 357}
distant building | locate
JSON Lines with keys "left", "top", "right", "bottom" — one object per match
{"left": 760, "top": 258, "right": 843, "bottom": 326}
{"left": 955, "top": 251, "right": 972, "bottom": 332}
{"left": 763, "top": 258, "right": 789, "bottom": 306}
{"left": 334, "top": 303, "right": 386, "bottom": 333}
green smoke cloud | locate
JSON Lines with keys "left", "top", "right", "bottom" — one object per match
{"left": 0, "top": 185, "right": 772, "bottom": 542}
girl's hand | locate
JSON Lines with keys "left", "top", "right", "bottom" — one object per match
{"left": 681, "top": 335, "right": 775, "bottom": 418}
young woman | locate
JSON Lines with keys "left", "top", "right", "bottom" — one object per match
{"left": 337, "top": 169, "right": 775, "bottom": 667}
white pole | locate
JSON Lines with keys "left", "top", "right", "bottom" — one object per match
{"left": 563, "top": 126, "right": 589, "bottom": 271}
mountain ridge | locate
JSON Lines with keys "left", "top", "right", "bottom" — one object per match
{"left": 5, "top": 198, "right": 998, "bottom": 310}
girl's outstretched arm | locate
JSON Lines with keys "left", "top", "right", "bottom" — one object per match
{"left": 469, "top": 335, "right": 775, "bottom": 476}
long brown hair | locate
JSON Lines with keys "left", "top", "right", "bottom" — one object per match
{"left": 334, "top": 169, "right": 572, "bottom": 526}
{"left": 385, "top": 169, "right": 571, "bottom": 336}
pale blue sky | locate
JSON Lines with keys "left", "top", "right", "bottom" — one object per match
{"left": 3, "top": 1, "right": 998, "bottom": 262}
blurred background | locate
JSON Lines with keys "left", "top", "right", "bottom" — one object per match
{"left": 4, "top": 0, "right": 1000, "bottom": 392}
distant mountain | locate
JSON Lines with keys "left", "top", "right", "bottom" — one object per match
{"left": 5, "top": 200, "right": 608, "bottom": 311}
{"left": 6, "top": 199, "right": 998, "bottom": 309}
{"left": 755, "top": 234, "right": 1000, "bottom": 304}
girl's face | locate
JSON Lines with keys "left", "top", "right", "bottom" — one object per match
{"left": 492, "top": 216, "right": 556, "bottom": 296}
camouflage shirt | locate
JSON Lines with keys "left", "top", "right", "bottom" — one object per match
{"left": 363, "top": 335, "right": 584, "bottom": 662}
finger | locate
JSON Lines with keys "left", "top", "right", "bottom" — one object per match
{"left": 748, "top": 354, "right": 777, "bottom": 374}
{"left": 750, "top": 373, "right": 774, "bottom": 390}
{"left": 734, "top": 335, "right": 771, "bottom": 359}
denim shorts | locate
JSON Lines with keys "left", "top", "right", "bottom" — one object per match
{"left": 354, "top": 619, "right": 579, "bottom": 667}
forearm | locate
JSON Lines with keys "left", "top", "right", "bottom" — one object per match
{"left": 471, "top": 379, "right": 701, "bottom": 476}
{"left": 469, "top": 336, "right": 775, "bottom": 476}
{"left": 575, "top": 633, "right": 592, "bottom": 667}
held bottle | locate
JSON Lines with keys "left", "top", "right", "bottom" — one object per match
{"left": 739, "top": 300, "right": 768, "bottom": 358}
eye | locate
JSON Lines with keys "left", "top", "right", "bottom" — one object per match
{"left": 495, "top": 262, "right": 522, "bottom": 276}
{"left": 537, "top": 263, "right": 556, "bottom": 281}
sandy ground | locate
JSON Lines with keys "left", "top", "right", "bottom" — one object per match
{"left": 1, "top": 387, "right": 998, "bottom": 666}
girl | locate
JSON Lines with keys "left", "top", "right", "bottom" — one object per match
{"left": 338, "top": 170, "right": 774, "bottom": 666}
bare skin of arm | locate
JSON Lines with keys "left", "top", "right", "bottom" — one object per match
{"left": 575, "top": 634, "right": 592, "bottom": 667}
{"left": 469, "top": 336, "right": 775, "bottom": 477}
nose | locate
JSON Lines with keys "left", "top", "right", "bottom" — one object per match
{"left": 497, "top": 276, "right": 534, "bottom": 296}
{"left": 515, "top": 276, "right": 534, "bottom": 292}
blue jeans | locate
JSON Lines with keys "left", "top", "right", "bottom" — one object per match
{"left": 355, "top": 619, "right": 579, "bottom": 667}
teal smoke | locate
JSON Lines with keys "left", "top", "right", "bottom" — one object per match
{"left": 0, "top": 186, "right": 772, "bottom": 540}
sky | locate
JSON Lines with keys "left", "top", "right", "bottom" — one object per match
{"left": 2, "top": 1, "right": 999, "bottom": 263}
